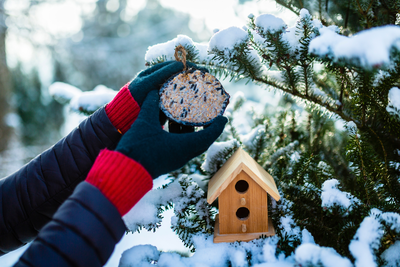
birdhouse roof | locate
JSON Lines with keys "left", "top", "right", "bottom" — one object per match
{"left": 207, "top": 147, "right": 280, "bottom": 204}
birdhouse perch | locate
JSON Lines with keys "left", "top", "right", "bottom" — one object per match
{"left": 207, "top": 147, "right": 280, "bottom": 243}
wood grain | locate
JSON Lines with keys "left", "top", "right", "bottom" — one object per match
{"left": 213, "top": 215, "right": 276, "bottom": 243}
{"left": 218, "top": 171, "right": 269, "bottom": 234}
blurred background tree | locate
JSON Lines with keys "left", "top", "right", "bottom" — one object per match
{"left": 0, "top": 0, "right": 210, "bottom": 172}
{"left": 0, "top": 0, "right": 12, "bottom": 152}
{"left": 54, "top": 0, "right": 209, "bottom": 91}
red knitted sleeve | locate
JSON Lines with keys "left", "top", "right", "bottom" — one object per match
{"left": 105, "top": 83, "right": 140, "bottom": 134}
{"left": 86, "top": 149, "right": 153, "bottom": 216}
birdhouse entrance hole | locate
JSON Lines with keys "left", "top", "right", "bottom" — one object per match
{"left": 236, "top": 207, "right": 250, "bottom": 220}
{"left": 235, "top": 180, "right": 249, "bottom": 193}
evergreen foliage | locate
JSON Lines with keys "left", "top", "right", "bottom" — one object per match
{"left": 11, "top": 65, "right": 64, "bottom": 145}
{"left": 54, "top": 1, "right": 400, "bottom": 265}
{"left": 130, "top": 1, "right": 400, "bottom": 266}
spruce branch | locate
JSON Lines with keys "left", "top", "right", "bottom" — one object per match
{"left": 253, "top": 75, "right": 357, "bottom": 124}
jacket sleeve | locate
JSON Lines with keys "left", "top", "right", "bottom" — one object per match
{"left": 13, "top": 182, "right": 126, "bottom": 267}
{"left": 0, "top": 108, "right": 122, "bottom": 255}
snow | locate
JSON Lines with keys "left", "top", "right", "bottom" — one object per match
{"left": 321, "top": 179, "right": 358, "bottom": 211}
{"left": 118, "top": 199, "right": 400, "bottom": 267}
{"left": 228, "top": 91, "right": 246, "bottom": 112}
{"left": 208, "top": 26, "right": 249, "bottom": 58}
{"left": 309, "top": 25, "right": 400, "bottom": 68}
{"left": 119, "top": 245, "right": 160, "bottom": 267}
{"left": 264, "top": 70, "right": 284, "bottom": 83}
{"left": 281, "top": 26, "right": 299, "bottom": 54}
{"left": 347, "top": 121, "right": 358, "bottom": 131}
{"left": 69, "top": 85, "right": 117, "bottom": 113}
{"left": 123, "top": 177, "right": 182, "bottom": 231}
{"left": 196, "top": 42, "right": 214, "bottom": 64}
{"left": 119, "top": 235, "right": 294, "bottom": 267}
{"left": 240, "top": 125, "right": 265, "bottom": 148}
{"left": 49, "top": 82, "right": 117, "bottom": 114}
{"left": 145, "top": 35, "right": 195, "bottom": 63}
{"left": 280, "top": 214, "right": 301, "bottom": 237}
{"left": 294, "top": 243, "right": 353, "bottom": 267}
{"left": 290, "top": 151, "right": 301, "bottom": 163}
{"left": 387, "top": 87, "right": 400, "bottom": 114}
{"left": 267, "top": 141, "right": 299, "bottom": 165}
{"left": 49, "top": 81, "right": 81, "bottom": 101}
{"left": 382, "top": 240, "right": 400, "bottom": 267}
{"left": 254, "top": 14, "right": 286, "bottom": 34}
{"left": 349, "top": 208, "right": 385, "bottom": 267}
{"left": 301, "top": 229, "right": 315, "bottom": 244}
{"left": 299, "top": 8, "right": 310, "bottom": 19}
{"left": 201, "top": 139, "right": 240, "bottom": 173}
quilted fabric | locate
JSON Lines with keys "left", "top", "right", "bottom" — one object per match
{"left": 0, "top": 107, "right": 121, "bottom": 256}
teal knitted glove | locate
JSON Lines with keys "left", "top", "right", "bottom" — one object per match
{"left": 115, "top": 90, "right": 227, "bottom": 179}
{"left": 129, "top": 61, "right": 208, "bottom": 106}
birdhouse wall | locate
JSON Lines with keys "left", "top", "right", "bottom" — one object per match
{"left": 218, "top": 171, "right": 269, "bottom": 235}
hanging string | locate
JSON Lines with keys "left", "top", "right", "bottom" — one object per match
{"left": 174, "top": 44, "right": 187, "bottom": 71}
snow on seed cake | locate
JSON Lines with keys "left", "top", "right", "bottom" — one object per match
{"left": 160, "top": 69, "right": 230, "bottom": 126}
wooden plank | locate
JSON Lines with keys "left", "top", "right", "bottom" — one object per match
{"left": 242, "top": 164, "right": 281, "bottom": 201}
{"left": 219, "top": 171, "right": 269, "bottom": 234}
{"left": 207, "top": 148, "right": 246, "bottom": 204}
{"left": 213, "top": 215, "right": 276, "bottom": 243}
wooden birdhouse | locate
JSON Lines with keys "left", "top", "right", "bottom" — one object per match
{"left": 207, "top": 147, "right": 280, "bottom": 243}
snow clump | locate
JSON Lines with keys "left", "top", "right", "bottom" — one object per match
{"left": 49, "top": 82, "right": 117, "bottom": 114}
{"left": 49, "top": 82, "right": 81, "bottom": 102}
{"left": 69, "top": 85, "right": 116, "bottom": 113}
{"left": 387, "top": 87, "right": 400, "bottom": 115}
{"left": 295, "top": 243, "right": 353, "bottom": 267}
{"left": 382, "top": 240, "right": 400, "bottom": 267}
{"left": 349, "top": 209, "right": 400, "bottom": 267}
{"left": 119, "top": 244, "right": 159, "bottom": 267}
{"left": 208, "top": 26, "right": 249, "bottom": 58}
{"left": 309, "top": 25, "right": 400, "bottom": 68}
{"left": 122, "top": 178, "right": 182, "bottom": 231}
{"left": 321, "top": 179, "right": 359, "bottom": 211}
{"left": 201, "top": 139, "right": 240, "bottom": 173}
{"left": 254, "top": 14, "right": 286, "bottom": 34}
{"left": 145, "top": 35, "right": 195, "bottom": 63}
{"left": 240, "top": 125, "right": 265, "bottom": 149}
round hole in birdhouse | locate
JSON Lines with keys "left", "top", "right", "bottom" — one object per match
{"left": 236, "top": 207, "right": 250, "bottom": 220}
{"left": 235, "top": 180, "right": 249, "bottom": 194}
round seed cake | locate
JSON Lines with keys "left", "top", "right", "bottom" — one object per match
{"left": 160, "top": 69, "right": 230, "bottom": 126}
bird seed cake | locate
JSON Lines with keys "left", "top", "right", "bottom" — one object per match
{"left": 160, "top": 69, "right": 230, "bottom": 126}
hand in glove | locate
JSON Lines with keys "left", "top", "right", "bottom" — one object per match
{"left": 128, "top": 61, "right": 208, "bottom": 106}
{"left": 115, "top": 90, "right": 227, "bottom": 179}
{"left": 106, "top": 61, "right": 208, "bottom": 134}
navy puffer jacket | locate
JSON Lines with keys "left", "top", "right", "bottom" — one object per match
{"left": 0, "top": 108, "right": 126, "bottom": 266}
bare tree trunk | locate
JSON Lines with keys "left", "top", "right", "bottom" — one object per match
{"left": 0, "top": 0, "right": 11, "bottom": 152}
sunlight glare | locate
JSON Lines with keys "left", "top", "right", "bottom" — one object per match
{"left": 30, "top": 2, "right": 83, "bottom": 36}
{"left": 159, "top": 0, "right": 298, "bottom": 31}
{"left": 122, "top": 0, "right": 147, "bottom": 22}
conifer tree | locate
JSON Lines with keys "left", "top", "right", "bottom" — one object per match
{"left": 53, "top": 2, "right": 400, "bottom": 265}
